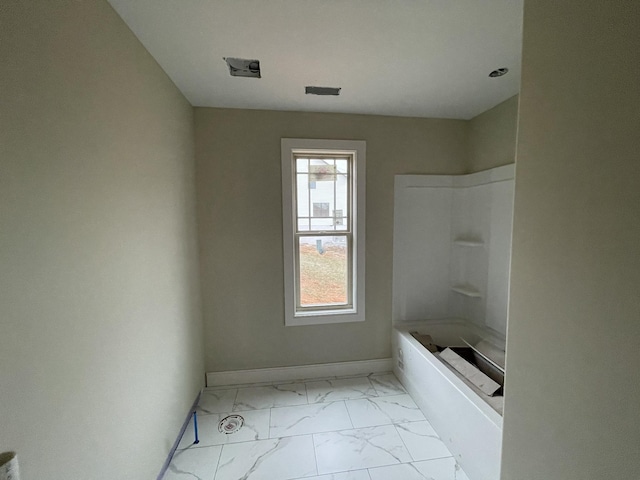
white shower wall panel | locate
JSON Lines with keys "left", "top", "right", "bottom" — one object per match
{"left": 486, "top": 179, "right": 515, "bottom": 334}
{"left": 450, "top": 183, "right": 492, "bottom": 326}
{"left": 393, "top": 165, "right": 514, "bottom": 336}
{"left": 392, "top": 176, "right": 453, "bottom": 321}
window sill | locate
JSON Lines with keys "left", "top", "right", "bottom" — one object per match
{"left": 285, "top": 310, "right": 365, "bottom": 327}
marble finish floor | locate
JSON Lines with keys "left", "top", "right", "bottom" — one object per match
{"left": 163, "top": 373, "right": 469, "bottom": 480}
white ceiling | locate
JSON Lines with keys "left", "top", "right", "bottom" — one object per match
{"left": 107, "top": 0, "right": 523, "bottom": 120}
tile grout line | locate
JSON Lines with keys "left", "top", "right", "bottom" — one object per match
{"left": 231, "top": 388, "right": 240, "bottom": 412}
{"left": 215, "top": 433, "right": 322, "bottom": 479}
{"left": 420, "top": 454, "right": 456, "bottom": 462}
{"left": 211, "top": 443, "right": 223, "bottom": 480}
{"left": 343, "top": 399, "right": 356, "bottom": 430}
{"left": 393, "top": 423, "right": 456, "bottom": 465}
{"left": 392, "top": 422, "right": 416, "bottom": 464}
{"left": 311, "top": 431, "right": 320, "bottom": 478}
{"left": 291, "top": 467, "right": 375, "bottom": 480}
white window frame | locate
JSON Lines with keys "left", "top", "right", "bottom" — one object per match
{"left": 281, "top": 138, "right": 366, "bottom": 327}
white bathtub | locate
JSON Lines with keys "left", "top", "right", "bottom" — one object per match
{"left": 393, "top": 320, "right": 504, "bottom": 480}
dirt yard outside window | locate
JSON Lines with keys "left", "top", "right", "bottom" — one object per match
{"left": 299, "top": 243, "right": 348, "bottom": 305}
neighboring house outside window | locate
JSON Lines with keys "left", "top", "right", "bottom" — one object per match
{"left": 281, "top": 138, "right": 366, "bottom": 326}
{"left": 312, "top": 202, "right": 330, "bottom": 218}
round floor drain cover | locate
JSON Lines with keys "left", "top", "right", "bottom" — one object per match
{"left": 218, "top": 415, "right": 244, "bottom": 434}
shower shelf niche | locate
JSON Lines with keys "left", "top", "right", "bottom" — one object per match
{"left": 451, "top": 285, "right": 482, "bottom": 298}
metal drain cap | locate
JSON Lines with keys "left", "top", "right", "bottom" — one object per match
{"left": 218, "top": 415, "right": 244, "bottom": 434}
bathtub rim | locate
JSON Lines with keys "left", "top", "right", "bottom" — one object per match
{"left": 394, "top": 322, "right": 504, "bottom": 429}
{"left": 393, "top": 317, "right": 506, "bottom": 349}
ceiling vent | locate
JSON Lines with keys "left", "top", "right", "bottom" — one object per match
{"left": 305, "top": 86, "right": 341, "bottom": 96}
{"left": 224, "top": 57, "right": 261, "bottom": 78}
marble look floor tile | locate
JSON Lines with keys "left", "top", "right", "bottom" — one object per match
{"left": 368, "top": 463, "right": 429, "bottom": 480}
{"left": 292, "top": 470, "right": 371, "bottom": 480}
{"left": 214, "top": 435, "right": 317, "bottom": 480}
{"left": 369, "top": 374, "right": 406, "bottom": 396}
{"left": 368, "top": 458, "right": 469, "bottom": 480}
{"left": 163, "top": 445, "right": 222, "bottom": 480}
{"left": 270, "top": 401, "right": 353, "bottom": 437}
{"left": 395, "top": 421, "right": 452, "bottom": 461}
{"left": 345, "top": 394, "right": 425, "bottom": 428}
{"left": 234, "top": 383, "right": 307, "bottom": 411}
{"left": 177, "top": 409, "right": 270, "bottom": 449}
{"left": 313, "top": 425, "right": 411, "bottom": 474}
{"left": 306, "top": 377, "right": 377, "bottom": 403}
{"left": 197, "top": 389, "right": 237, "bottom": 415}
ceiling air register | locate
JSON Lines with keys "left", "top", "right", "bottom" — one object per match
{"left": 305, "top": 86, "right": 341, "bottom": 96}
{"left": 224, "top": 57, "right": 261, "bottom": 78}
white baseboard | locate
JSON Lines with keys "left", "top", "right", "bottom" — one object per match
{"left": 206, "top": 358, "right": 393, "bottom": 387}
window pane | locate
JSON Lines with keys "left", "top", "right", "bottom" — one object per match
{"left": 296, "top": 174, "right": 309, "bottom": 219}
{"left": 335, "top": 159, "right": 348, "bottom": 174}
{"left": 310, "top": 190, "right": 334, "bottom": 227}
{"left": 334, "top": 214, "right": 348, "bottom": 230}
{"left": 297, "top": 218, "right": 309, "bottom": 231}
{"left": 312, "top": 202, "right": 330, "bottom": 217}
{"left": 299, "top": 235, "right": 348, "bottom": 306}
{"left": 309, "top": 159, "right": 336, "bottom": 182}
{"left": 336, "top": 174, "right": 349, "bottom": 221}
{"left": 296, "top": 158, "right": 308, "bottom": 173}
{"left": 309, "top": 160, "right": 340, "bottom": 231}
{"left": 333, "top": 209, "right": 343, "bottom": 223}
{"left": 310, "top": 217, "right": 334, "bottom": 231}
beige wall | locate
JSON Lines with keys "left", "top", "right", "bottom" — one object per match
{"left": 195, "top": 108, "right": 467, "bottom": 372}
{"left": 502, "top": 1, "right": 640, "bottom": 479}
{"left": 468, "top": 95, "right": 519, "bottom": 172}
{"left": 0, "top": 1, "right": 203, "bottom": 479}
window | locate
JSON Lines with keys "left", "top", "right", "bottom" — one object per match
{"left": 281, "top": 139, "right": 366, "bottom": 326}
{"left": 334, "top": 209, "right": 344, "bottom": 226}
{"left": 312, "top": 202, "right": 330, "bottom": 218}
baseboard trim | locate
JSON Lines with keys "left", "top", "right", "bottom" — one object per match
{"left": 206, "top": 358, "right": 393, "bottom": 387}
{"left": 156, "top": 391, "right": 201, "bottom": 480}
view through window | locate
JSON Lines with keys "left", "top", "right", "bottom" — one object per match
{"left": 296, "top": 157, "right": 351, "bottom": 308}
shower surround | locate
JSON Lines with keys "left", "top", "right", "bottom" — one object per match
{"left": 392, "top": 164, "right": 515, "bottom": 480}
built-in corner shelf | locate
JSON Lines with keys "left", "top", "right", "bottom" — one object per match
{"left": 451, "top": 285, "right": 482, "bottom": 298}
{"left": 453, "top": 238, "right": 484, "bottom": 247}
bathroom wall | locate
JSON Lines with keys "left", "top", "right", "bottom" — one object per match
{"left": 502, "top": 1, "right": 640, "bottom": 478}
{"left": 195, "top": 107, "right": 468, "bottom": 372}
{"left": 468, "top": 95, "right": 519, "bottom": 173}
{"left": 0, "top": 1, "right": 203, "bottom": 479}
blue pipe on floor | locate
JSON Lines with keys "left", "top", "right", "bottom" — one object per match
{"left": 192, "top": 411, "right": 200, "bottom": 444}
